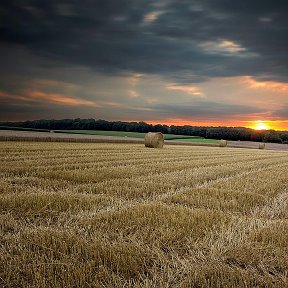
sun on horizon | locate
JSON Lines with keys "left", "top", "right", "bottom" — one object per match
{"left": 252, "top": 120, "right": 270, "bottom": 130}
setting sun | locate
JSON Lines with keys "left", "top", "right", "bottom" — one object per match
{"left": 253, "top": 120, "right": 269, "bottom": 130}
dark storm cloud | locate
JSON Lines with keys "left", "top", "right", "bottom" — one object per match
{"left": 1, "top": 0, "right": 288, "bottom": 82}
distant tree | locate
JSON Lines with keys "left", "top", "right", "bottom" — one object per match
{"left": 1, "top": 118, "right": 287, "bottom": 143}
{"left": 263, "top": 130, "right": 282, "bottom": 143}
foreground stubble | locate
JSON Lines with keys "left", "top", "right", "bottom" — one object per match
{"left": 1, "top": 142, "right": 288, "bottom": 287}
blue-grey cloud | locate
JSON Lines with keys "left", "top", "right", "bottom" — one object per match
{"left": 1, "top": 0, "right": 288, "bottom": 82}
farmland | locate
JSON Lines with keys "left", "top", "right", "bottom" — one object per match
{"left": 0, "top": 126, "right": 217, "bottom": 143}
{"left": 55, "top": 130, "right": 218, "bottom": 143}
{"left": 1, "top": 142, "right": 288, "bottom": 287}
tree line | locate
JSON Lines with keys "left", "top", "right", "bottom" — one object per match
{"left": 1, "top": 118, "right": 288, "bottom": 144}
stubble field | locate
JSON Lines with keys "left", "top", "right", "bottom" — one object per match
{"left": 1, "top": 141, "right": 288, "bottom": 287}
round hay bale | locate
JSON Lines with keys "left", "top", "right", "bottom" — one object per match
{"left": 144, "top": 132, "right": 164, "bottom": 148}
{"left": 219, "top": 139, "right": 227, "bottom": 147}
{"left": 259, "top": 143, "right": 266, "bottom": 149}
{"left": 50, "top": 130, "right": 55, "bottom": 133}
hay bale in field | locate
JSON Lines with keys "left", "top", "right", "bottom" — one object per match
{"left": 219, "top": 139, "right": 227, "bottom": 147}
{"left": 259, "top": 143, "right": 266, "bottom": 149}
{"left": 50, "top": 130, "right": 55, "bottom": 133}
{"left": 144, "top": 132, "right": 164, "bottom": 148}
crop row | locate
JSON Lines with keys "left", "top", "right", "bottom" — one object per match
{"left": 1, "top": 142, "right": 288, "bottom": 287}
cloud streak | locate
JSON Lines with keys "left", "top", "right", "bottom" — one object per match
{"left": 166, "top": 83, "right": 204, "bottom": 97}
{"left": 27, "top": 90, "right": 99, "bottom": 107}
{"left": 0, "top": 88, "right": 99, "bottom": 108}
{"left": 243, "top": 77, "right": 288, "bottom": 94}
{"left": 143, "top": 11, "right": 163, "bottom": 24}
{"left": 198, "top": 40, "right": 248, "bottom": 55}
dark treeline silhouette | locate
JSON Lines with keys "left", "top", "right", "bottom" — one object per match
{"left": 1, "top": 118, "right": 288, "bottom": 144}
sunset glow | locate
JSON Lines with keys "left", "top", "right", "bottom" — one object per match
{"left": 146, "top": 118, "right": 288, "bottom": 131}
{"left": 252, "top": 121, "right": 269, "bottom": 130}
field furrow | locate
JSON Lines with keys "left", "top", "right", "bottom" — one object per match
{"left": 1, "top": 142, "right": 288, "bottom": 288}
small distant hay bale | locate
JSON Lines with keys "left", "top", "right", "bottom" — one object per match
{"left": 144, "top": 132, "right": 164, "bottom": 148}
{"left": 259, "top": 143, "right": 266, "bottom": 149}
{"left": 219, "top": 139, "right": 227, "bottom": 147}
{"left": 50, "top": 130, "right": 55, "bottom": 133}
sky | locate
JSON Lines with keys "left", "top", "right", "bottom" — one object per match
{"left": 1, "top": 0, "right": 288, "bottom": 130}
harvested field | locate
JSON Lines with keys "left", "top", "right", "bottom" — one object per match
{"left": 1, "top": 141, "right": 288, "bottom": 287}
{"left": 0, "top": 129, "right": 143, "bottom": 142}
{"left": 1, "top": 129, "right": 288, "bottom": 150}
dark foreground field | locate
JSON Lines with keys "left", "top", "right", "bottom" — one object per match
{"left": 1, "top": 142, "right": 288, "bottom": 287}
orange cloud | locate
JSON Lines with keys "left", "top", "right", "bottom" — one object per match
{"left": 166, "top": 83, "right": 204, "bottom": 97}
{"left": 99, "top": 101, "right": 124, "bottom": 108}
{"left": 199, "top": 40, "right": 247, "bottom": 54}
{"left": 243, "top": 76, "right": 288, "bottom": 94}
{"left": 129, "top": 90, "right": 139, "bottom": 98}
{"left": 128, "top": 73, "right": 144, "bottom": 98}
{"left": 143, "top": 11, "right": 163, "bottom": 24}
{"left": 1, "top": 89, "right": 124, "bottom": 109}
{"left": 28, "top": 90, "right": 99, "bottom": 107}
{"left": 218, "top": 40, "right": 246, "bottom": 53}
{"left": 128, "top": 73, "right": 144, "bottom": 83}
{"left": 0, "top": 90, "right": 32, "bottom": 103}
{"left": 0, "top": 91, "right": 7, "bottom": 96}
